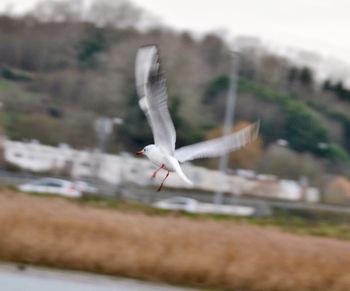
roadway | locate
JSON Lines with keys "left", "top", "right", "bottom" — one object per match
{"left": 126, "top": 187, "right": 350, "bottom": 216}
{"left": 1, "top": 168, "right": 350, "bottom": 216}
{"left": 0, "top": 263, "right": 198, "bottom": 291}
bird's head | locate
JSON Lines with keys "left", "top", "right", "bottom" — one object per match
{"left": 135, "top": 144, "right": 157, "bottom": 157}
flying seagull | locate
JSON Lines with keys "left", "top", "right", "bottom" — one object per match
{"left": 135, "top": 45, "right": 259, "bottom": 191}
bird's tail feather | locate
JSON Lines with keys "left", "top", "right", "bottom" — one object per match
{"left": 168, "top": 156, "right": 193, "bottom": 186}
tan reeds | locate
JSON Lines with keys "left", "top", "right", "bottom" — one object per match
{"left": 0, "top": 190, "right": 350, "bottom": 291}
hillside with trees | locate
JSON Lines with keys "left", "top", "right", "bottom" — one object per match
{"left": 1, "top": 0, "right": 350, "bottom": 189}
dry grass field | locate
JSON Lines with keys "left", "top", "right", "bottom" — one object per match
{"left": 1, "top": 190, "right": 350, "bottom": 291}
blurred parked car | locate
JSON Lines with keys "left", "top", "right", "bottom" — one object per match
{"left": 18, "top": 177, "right": 81, "bottom": 198}
{"left": 153, "top": 196, "right": 199, "bottom": 212}
{"left": 154, "top": 196, "right": 256, "bottom": 216}
{"left": 74, "top": 181, "right": 98, "bottom": 194}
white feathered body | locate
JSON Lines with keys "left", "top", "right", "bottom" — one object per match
{"left": 144, "top": 145, "right": 174, "bottom": 170}
{"left": 143, "top": 145, "right": 193, "bottom": 185}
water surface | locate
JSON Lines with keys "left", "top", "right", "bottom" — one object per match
{"left": 0, "top": 263, "right": 195, "bottom": 291}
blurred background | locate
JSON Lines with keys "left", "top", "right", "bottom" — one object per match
{"left": 1, "top": 1, "right": 350, "bottom": 290}
{"left": 0, "top": 0, "right": 349, "bottom": 203}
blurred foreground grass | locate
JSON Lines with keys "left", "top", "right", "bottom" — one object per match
{"left": 2, "top": 189, "right": 350, "bottom": 291}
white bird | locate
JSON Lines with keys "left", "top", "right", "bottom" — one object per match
{"left": 135, "top": 45, "right": 259, "bottom": 191}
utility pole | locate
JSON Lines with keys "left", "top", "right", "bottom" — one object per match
{"left": 92, "top": 117, "right": 124, "bottom": 195}
{"left": 213, "top": 51, "right": 240, "bottom": 204}
{"left": 93, "top": 117, "right": 123, "bottom": 180}
{"left": 95, "top": 117, "right": 113, "bottom": 154}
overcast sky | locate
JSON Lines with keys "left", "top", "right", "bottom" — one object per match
{"left": 1, "top": 0, "right": 350, "bottom": 69}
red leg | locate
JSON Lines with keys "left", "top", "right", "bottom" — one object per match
{"left": 157, "top": 171, "right": 170, "bottom": 192}
{"left": 151, "top": 164, "right": 165, "bottom": 179}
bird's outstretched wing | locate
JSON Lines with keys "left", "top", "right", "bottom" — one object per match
{"left": 175, "top": 122, "right": 259, "bottom": 163}
{"left": 135, "top": 45, "right": 176, "bottom": 156}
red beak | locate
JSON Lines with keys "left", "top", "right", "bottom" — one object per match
{"left": 136, "top": 150, "right": 144, "bottom": 156}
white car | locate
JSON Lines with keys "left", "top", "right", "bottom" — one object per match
{"left": 18, "top": 178, "right": 81, "bottom": 198}
{"left": 73, "top": 181, "right": 98, "bottom": 194}
{"left": 153, "top": 196, "right": 199, "bottom": 213}
{"left": 154, "top": 196, "right": 256, "bottom": 216}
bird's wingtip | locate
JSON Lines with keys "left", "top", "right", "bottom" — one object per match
{"left": 138, "top": 44, "right": 159, "bottom": 53}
